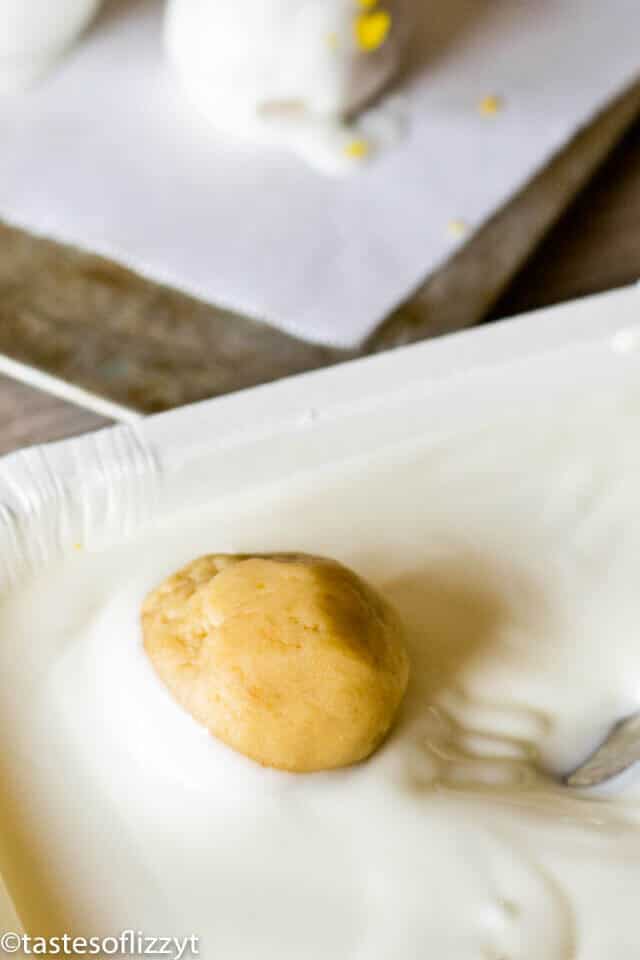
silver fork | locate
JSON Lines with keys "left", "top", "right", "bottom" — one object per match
{"left": 565, "top": 714, "right": 640, "bottom": 788}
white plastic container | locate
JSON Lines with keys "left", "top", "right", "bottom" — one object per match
{"left": 0, "top": 0, "right": 102, "bottom": 92}
{"left": 0, "top": 286, "right": 639, "bottom": 945}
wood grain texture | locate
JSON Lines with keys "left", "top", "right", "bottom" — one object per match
{"left": 0, "top": 374, "right": 108, "bottom": 455}
{"left": 0, "top": 231, "right": 338, "bottom": 414}
{"left": 491, "top": 114, "right": 640, "bottom": 320}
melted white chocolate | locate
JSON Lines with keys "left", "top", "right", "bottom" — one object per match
{"left": 1, "top": 385, "right": 640, "bottom": 955}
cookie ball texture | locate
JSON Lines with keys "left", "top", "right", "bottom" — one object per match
{"left": 142, "top": 553, "right": 409, "bottom": 772}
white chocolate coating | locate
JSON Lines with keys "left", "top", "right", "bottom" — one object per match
{"left": 0, "top": 0, "right": 102, "bottom": 92}
{"left": 165, "top": 0, "right": 411, "bottom": 172}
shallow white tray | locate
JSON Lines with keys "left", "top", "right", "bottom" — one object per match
{"left": 1, "top": 283, "right": 640, "bottom": 936}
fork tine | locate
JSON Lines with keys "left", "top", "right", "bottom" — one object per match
{"left": 565, "top": 714, "right": 640, "bottom": 788}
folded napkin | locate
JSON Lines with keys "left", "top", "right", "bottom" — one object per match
{"left": 0, "top": 0, "right": 638, "bottom": 347}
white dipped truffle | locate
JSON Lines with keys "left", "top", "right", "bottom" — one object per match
{"left": 165, "top": 0, "right": 412, "bottom": 171}
{"left": 0, "top": 0, "right": 102, "bottom": 92}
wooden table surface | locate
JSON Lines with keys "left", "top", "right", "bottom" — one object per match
{"left": 2, "top": 115, "right": 640, "bottom": 457}
{"left": 490, "top": 113, "right": 640, "bottom": 320}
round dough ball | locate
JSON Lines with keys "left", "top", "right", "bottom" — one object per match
{"left": 164, "top": 0, "right": 411, "bottom": 134}
{"left": 142, "top": 553, "right": 409, "bottom": 772}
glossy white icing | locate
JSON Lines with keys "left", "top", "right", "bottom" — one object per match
{"left": 164, "top": 0, "right": 411, "bottom": 173}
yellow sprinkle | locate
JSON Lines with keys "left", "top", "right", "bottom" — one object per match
{"left": 73, "top": 542, "right": 83, "bottom": 551}
{"left": 357, "top": 0, "right": 378, "bottom": 8}
{"left": 355, "top": 10, "right": 392, "bottom": 52}
{"left": 344, "top": 138, "right": 371, "bottom": 160}
{"left": 479, "top": 94, "right": 503, "bottom": 117}
{"left": 447, "top": 218, "right": 469, "bottom": 239}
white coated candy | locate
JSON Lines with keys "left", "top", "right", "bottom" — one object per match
{"left": 0, "top": 0, "right": 102, "bottom": 92}
{"left": 164, "top": 0, "right": 412, "bottom": 172}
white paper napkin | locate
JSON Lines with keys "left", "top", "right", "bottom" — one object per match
{"left": 0, "top": 0, "right": 638, "bottom": 347}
